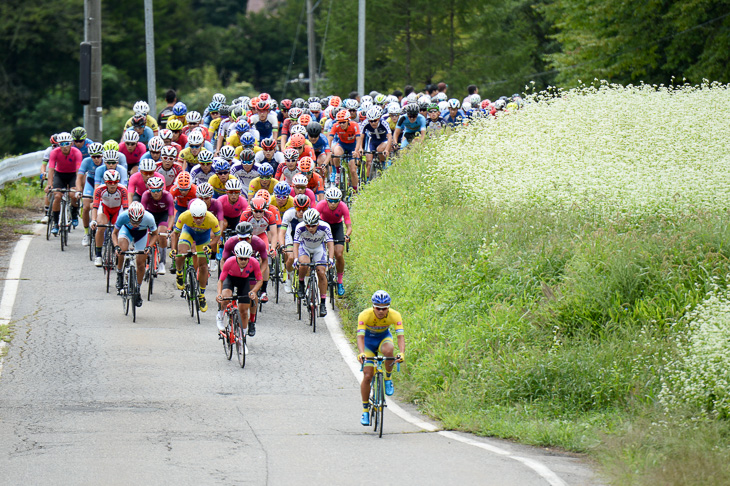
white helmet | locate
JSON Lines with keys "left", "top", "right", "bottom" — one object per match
{"left": 435, "top": 92, "right": 447, "bottom": 102}
{"left": 309, "top": 101, "right": 322, "bottom": 112}
{"left": 138, "top": 159, "right": 157, "bottom": 172}
{"left": 448, "top": 98, "right": 461, "bottom": 109}
{"left": 225, "top": 179, "right": 242, "bottom": 192}
{"left": 406, "top": 92, "right": 418, "bottom": 102}
{"left": 302, "top": 208, "right": 320, "bottom": 226}
{"left": 344, "top": 98, "right": 359, "bottom": 110}
{"left": 290, "top": 125, "right": 307, "bottom": 136}
{"left": 470, "top": 94, "right": 481, "bottom": 106}
{"left": 219, "top": 145, "right": 236, "bottom": 161}
{"left": 360, "top": 95, "right": 373, "bottom": 105}
{"left": 159, "top": 128, "right": 173, "bottom": 140}
{"left": 189, "top": 199, "right": 207, "bottom": 218}
{"left": 234, "top": 241, "right": 253, "bottom": 258}
{"left": 188, "top": 131, "right": 205, "bottom": 146}
{"left": 385, "top": 95, "right": 398, "bottom": 104}
{"left": 102, "top": 149, "right": 119, "bottom": 162}
{"left": 324, "top": 186, "right": 342, "bottom": 201}
{"left": 147, "top": 136, "right": 164, "bottom": 152}
{"left": 128, "top": 201, "right": 145, "bottom": 222}
{"left": 197, "top": 149, "right": 214, "bottom": 163}
{"left": 133, "top": 101, "right": 150, "bottom": 115}
{"left": 292, "top": 174, "right": 308, "bottom": 186}
{"left": 196, "top": 182, "right": 214, "bottom": 198}
{"left": 186, "top": 111, "right": 202, "bottom": 124}
{"left": 212, "top": 93, "right": 226, "bottom": 104}
{"left": 123, "top": 130, "right": 140, "bottom": 143}
{"left": 367, "top": 106, "right": 383, "bottom": 121}
{"left": 387, "top": 102, "right": 401, "bottom": 115}
{"left": 56, "top": 132, "right": 73, "bottom": 144}
{"left": 103, "top": 169, "right": 121, "bottom": 182}
{"left": 438, "top": 101, "right": 449, "bottom": 112}
{"left": 462, "top": 101, "right": 472, "bottom": 111}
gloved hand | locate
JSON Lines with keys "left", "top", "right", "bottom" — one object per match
{"left": 357, "top": 353, "right": 367, "bottom": 364}
{"left": 293, "top": 258, "right": 299, "bottom": 267}
{"left": 90, "top": 220, "right": 97, "bottom": 230}
{"left": 396, "top": 352, "right": 405, "bottom": 363}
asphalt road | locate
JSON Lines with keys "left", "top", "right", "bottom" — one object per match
{"left": 0, "top": 228, "right": 602, "bottom": 485}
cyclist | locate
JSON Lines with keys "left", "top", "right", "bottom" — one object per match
{"left": 127, "top": 159, "right": 159, "bottom": 203}
{"left": 189, "top": 149, "right": 215, "bottom": 185}
{"left": 270, "top": 181, "right": 294, "bottom": 220}
{"left": 316, "top": 187, "right": 352, "bottom": 296}
{"left": 182, "top": 111, "right": 209, "bottom": 140}
{"left": 155, "top": 145, "right": 182, "bottom": 190}
{"left": 40, "top": 134, "right": 60, "bottom": 224}
{"left": 47, "top": 132, "right": 83, "bottom": 235}
{"left": 298, "top": 157, "right": 325, "bottom": 202}
{"left": 279, "top": 193, "right": 310, "bottom": 293}
{"left": 441, "top": 98, "right": 466, "bottom": 127}
{"left": 219, "top": 179, "right": 249, "bottom": 233}
{"left": 112, "top": 201, "right": 159, "bottom": 308}
{"left": 328, "top": 109, "right": 362, "bottom": 192}
{"left": 174, "top": 198, "right": 221, "bottom": 312}
{"left": 291, "top": 173, "right": 316, "bottom": 206}
{"left": 208, "top": 158, "right": 237, "bottom": 199}
{"left": 119, "top": 130, "right": 147, "bottom": 174}
{"left": 169, "top": 171, "right": 197, "bottom": 272}
{"left": 91, "top": 169, "right": 129, "bottom": 266}
{"left": 247, "top": 163, "right": 278, "bottom": 202}
{"left": 128, "top": 114, "right": 155, "bottom": 145}
{"left": 355, "top": 106, "right": 392, "bottom": 181}
{"left": 234, "top": 132, "right": 260, "bottom": 158}
{"left": 216, "top": 241, "right": 263, "bottom": 339}
{"left": 196, "top": 181, "right": 224, "bottom": 272}
{"left": 140, "top": 136, "right": 164, "bottom": 162}
{"left": 249, "top": 98, "right": 279, "bottom": 141}
{"left": 166, "top": 119, "right": 188, "bottom": 149}
{"left": 178, "top": 131, "right": 206, "bottom": 172}
{"left": 357, "top": 290, "right": 405, "bottom": 425}
{"left": 293, "top": 208, "right": 334, "bottom": 317}
{"left": 157, "top": 91, "right": 177, "bottom": 129}
{"left": 426, "top": 103, "right": 447, "bottom": 131}
{"left": 392, "top": 103, "right": 426, "bottom": 149}
{"left": 306, "top": 122, "right": 330, "bottom": 174}
{"left": 230, "top": 148, "right": 260, "bottom": 190}
{"left": 278, "top": 107, "right": 302, "bottom": 152}
{"left": 71, "top": 126, "right": 93, "bottom": 158}
{"left": 274, "top": 148, "right": 300, "bottom": 186}
{"left": 76, "top": 142, "right": 105, "bottom": 245}
{"left": 140, "top": 176, "right": 174, "bottom": 274}
{"left": 125, "top": 100, "right": 160, "bottom": 135}
{"left": 94, "top": 149, "right": 129, "bottom": 189}
{"left": 240, "top": 196, "right": 277, "bottom": 253}
{"left": 254, "top": 138, "right": 284, "bottom": 174}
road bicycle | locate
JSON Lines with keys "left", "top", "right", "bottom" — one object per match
{"left": 179, "top": 249, "right": 207, "bottom": 324}
{"left": 96, "top": 223, "right": 115, "bottom": 293}
{"left": 362, "top": 356, "right": 400, "bottom": 438}
{"left": 298, "top": 261, "right": 329, "bottom": 333}
{"left": 51, "top": 188, "right": 74, "bottom": 251}
{"left": 363, "top": 150, "right": 391, "bottom": 182}
{"left": 119, "top": 249, "right": 146, "bottom": 323}
{"left": 219, "top": 296, "right": 246, "bottom": 368}
{"left": 144, "top": 240, "right": 162, "bottom": 301}
{"left": 270, "top": 246, "right": 285, "bottom": 304}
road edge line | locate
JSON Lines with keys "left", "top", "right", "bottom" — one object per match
{"left": 0, "top": 235, "right": 34, "bottom": 378}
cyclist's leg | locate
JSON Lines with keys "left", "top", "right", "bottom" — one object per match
{"left": 133, "top": 237, "right": 147, "bottom": 286}
{"left": 117, "top": 228, "right": 132, "bottom": 271}
{"left": 360, "top": 335, "right": 380, "bottom": 404}
{"left": 95, "top": 210, "right": 110, "bottom": 256}
{"left": 379, "top": 336, "right": 396, "bottom": 374}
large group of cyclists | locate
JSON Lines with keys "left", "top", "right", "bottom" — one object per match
{"left": 39, "top": 85, "right": 522, "bottom": 428}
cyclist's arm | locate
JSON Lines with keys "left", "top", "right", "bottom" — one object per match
{"left": 111, "top": 227, "right": 120, "bottom": 247}
{"left": 396, "top": 334, "right": 405, "bottom": 357}
{"left": 326, "top": 240, "right": 335, "bottom": 261}
{"left": 345, "top": 222, "right": 352, "bottom": 239}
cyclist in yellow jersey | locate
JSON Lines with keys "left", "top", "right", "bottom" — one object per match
{"left": 357, "top": 290, "right": 405, "bottom": 426}
{"left": 174, "top": 199, "right": 221, "bottom": 312}
{"left": 124, "top": 114, "right": 159, "bottom": 134}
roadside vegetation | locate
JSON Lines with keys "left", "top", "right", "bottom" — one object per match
{"left": 341, "top": 82, "right": 730, "bottom": 485}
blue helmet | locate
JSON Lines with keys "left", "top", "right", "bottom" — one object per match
{"left": 274, "top": 181, "right": 291, "bottom": 198}
{"left": 208, "top": 101, "right": 222, "bottom": 113}
{"left": 212, "top": 158, "right": 230, "bottom": 173}
{"left": 258, "top": 162, "right": 274, "bottom": 177}
{"left": 240, "top": 132, "right": 255, "bottom": 147}
{"left": 172, "top": 101, "right": 187, "bottom": 116}
{"left": 235, "top": 120, "right": 250, "bottom": 133}
{"left": 371, "top": 290, "right": 391, "bottom": 306}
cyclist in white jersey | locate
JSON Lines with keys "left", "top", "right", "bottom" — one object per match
{"left": 293, "top": 208, "right": 334, "bottom": 317}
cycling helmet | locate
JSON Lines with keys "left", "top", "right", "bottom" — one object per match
{"left": 298, "top": 114, "right": 312, "bottom": 126}
{"left": 230, "top": 106, "right": 244, "bottom": 121}
{"left": 481, "top": 100, "right": 491, "bottom": 110}
{"left": 208, "top": 102, "right": 222, "bottom": 114}
{"left": 297, "top": 157, "right": 314, "bottom": 173}
{"left": 133, "top": 101, "right": 151, "bottom": 115}
{"left": 128, "top": 201, "right": 145, "bottom": 222}
{"left": 289, "top": 133, "right": 306, "bottom": 148}
{"left": 123, "top": 130, "right": 140, "bottom": 143}
{"left": 219, "top": 104, "right": 230, "bottom": 117}
{"left": 269, "top": 99, "right": 278, "bottom": 110}
{"left": 289, "top": 107, "right": 303, "bottom": 120}
{"left": 147, "top": 136, "right": 164, "bottom": 152}
{"left": 256, "top": 99, "right": 271, "bottom": 111}
{"left": 385, "top": 95, "right": 398, "bottom": 105}
{"left": 438, "top": 101, "right": 449, "bottom": 112}
{"left": 196, "top": 182, "right": 214, "bottom": 198}
{"left": 234, "top": 241, "right": 253, "bottom": 258}
{"left": 103, "top": 169, "right": 121, "bottom": 182}
{"left": 236, "top": 221, "right": 253, "bottom": 238}
{"left": 406, "top": 92, "right": 418, "bottom": 103}
{"left": 159, "top": 128, "right": 173, "bottom": 140}
{"left": 329, "top": 96, "right": 342, "bottom": 107}
{"left": 447, "top": 98, "right": 461, "bottom": 109}
{"left": 166, "top": 119, "right": 183, "bottom": 131}
{"left": 186, "top": 111, "right": 202, "bottom": 124}
{"left": 302, "top": 208, "right": 320, "bottom": 225}
{"left": 435, "top": 93, "right": 447, "bottom": 102}
{"left": 336, "top": 109, "right": 350, "bottom": 122}
{"left": 176, "top": 172, "right": 192, "bottom": 190}
{"left": 103, "top": 139, "right": 119, "bottom": 151}
{"left": 250, "top": 197, "right": 266, "bottom": 211}
{"left": 418, "top": 100, "right": 429, "bottom": 111}
{"left": 88, "top": 142, "right": 104, "bottom": 156}
{"left": 294, "top": 193, "right": 310, "bottom": 209}
{"left": 139, "top": 159, "right": 157, "bottom": 172}
{"left": 281, "top": 99, "right": 293, "bottom": 110}
{"left": 291, "top": 125, "right": 307, "bottom": 137}
{"left": 494, "top": 99, "right": 506, "bottom": 111}
{"left": 307, "top": 96, "right": 320, "bottom": 104}
{"left": 255, "top": 189, "right": 271, "bottom": 205}
{"left": 405, "top": 103, "right": 419, "bottom": 116}
{"left": 71, "top": 127, "right": 87, "bottom": 141}
{"left": 132, "top": 114, "right": 146, "bottom": 128}
{"left": 360, "top": 95, "right": 373, "bottom": 105}
{"left": 360, "top": 100, "right": 373, "bottom": 112}
{"left": 387, "top": 102, "right": 401, "bottom": 115}
{"left": 283, "top": 148, "right": 299, "bottom": 161}
{"left": 212, "top": 146, "right": 231, "bottom": 162}
{"left": 240, "top": 132, "right": 255, "bottom": 147}
{"left": 259, "top": 92, "right": 270, "bottom": 101}
{"left": 57, "top": 132, "right": 73, "bottom": 144}
{"left": 188, "top": 131, "right": 205, "bottom": 146}
{"left": 345, "top": 98, "right": 359, "bottom": 110}
{"left": 189, "top": 199, "right": 207, "bottom": 217}
{"left": 198, "top": 149, "right": 214, "bottom": 163}
{"left": 161, "top": 145, "right": 178, "bottom": 158}
{"left": 306, "top": 122, "right": 322, "bottom": 138}
{"left": 367, "top": 106, "right": 383, "bottom": 121}
{"left": 212, "top": 158, "right": 230, "bottom": 173}
{"left": 225, "top": 178, "right": 242, "bottom": 192}
{"left": 292, "top": 174, "right": 308, "bottom": 186}
{"left": 235, "top": 120, "right": 250, "bottom": 133}
{"left": 239, "top": 148, "right": 256, "bottom": 162}
{"left": 212, "top": 93, "right": 226, "bottom": 104}
{"left": 293, "top": 98, "right": 306, "bottom": 109}
{"left": 462, "top": 101, "right": 472, "bottom": 111}
{"left": 470, "top": 94, "right": 481, "bottom": 106}
{"left": 308, "top": 101, "right": 322, "bottom": 112}
{"left": 374, "top": 94, "right": 387, "bottom": 105}
{"left": 260, "top": 137, "right": 277, "bottom": 151}
{"left": 371, "top": 290, "right": 391, "bottom": 306}
{"left": 324, "top": 186, "right": 342, "bottom": 201}
{"left": 258, "top": 162, "right": 274, "bottom": 177}
{"left": 239, "top": 96, "right": 251, "bottom": 109}
{"left": 102, "top": 149, "right": 119, "bottom": 162}
{"left": 146, "top": 176, "right": 165, "bottom": 190}
{"left": 49, "top": 133, "right": 59, "bottom": 146}
{"left": 428, "top": 103, "right": 440, "bottom": 113}
{"left": 273, "top": 181, "right": 291, "bottom": 198}
{"left": 172, "top": 102, "right": 187, "bottom": 117}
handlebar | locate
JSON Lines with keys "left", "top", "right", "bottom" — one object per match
{"left": 360, "top": 357, "right": 401, "bottom": 372}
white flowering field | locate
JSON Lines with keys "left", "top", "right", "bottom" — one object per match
{"left": 424, "top": 82, "right": 730, "bottom": 218}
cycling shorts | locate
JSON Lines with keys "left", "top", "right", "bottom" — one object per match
{"left": 298, "top": 244, "right": 326, "bottom": 263}
{"left": 367, "top": 137, "right": 386, "bottom": 152}
{"left": 119, "top": 226, "right": 149, "bottom": 251}
{"left": 100, "top": 204, "right": 122, "bottom": 224}
{"left": 53, "top": 171, "right": 76, "bottom": 190}
{"left": 224, "top": 215, "right": 240, "bottom": 229}
{"left": 179, "top": 227, "right": 211, "bottom": 252}
{"left": 363, "top": 329, "right": 394, "bottom": 362}
{"left": 83, "top": 180, "right": 96, "bottom": 198}
{"left": 150, "top": 211, "right": 169, "bottom": 228}
{"left": 335, "top": 141, "right": 357, "bottom": 153}
{"left": 329, "top": 222, "right": 345, "bottom": 246}
{"left": 132, "top": 192, "right": 143, "bottom": 203}
{"left": 222, "top": 276, "right": 251, "bottom": 304}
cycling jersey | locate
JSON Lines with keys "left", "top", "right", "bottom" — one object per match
{"left": 127, "top": 172, "right": 149, "bottom": 198}
{"left": 204, "top": 198, "right": 224, "bottom": 222}
{"left": 275, "top": 164, "right": 298, "bottom": 186}
{"left": 248, "top": 177, "right": 279, "bottom": 199}
{"left": 396, "top": 114, "right": 427, "bottom": 133}
{"left": 177, "top": 147, "right": 200, "bottom": 170}
{"left": 78, "top": 156, "right": 104, "bottom": 193}
{"left": 115, "top": 209, "right": 157, "bottom": 239}
{"left": 155, "top": 161, "right": 183, "bottom": 189}
{"left": 157, "top": 108, "right": 174, "bottom": 129}
{"left": 220, "top": 195, "right": 249, "bottom": 219}
{"left": 230, "top": 162, "right": 260, "bottom": 189}
{"left": 357, "top": 307, "right": 404, "bottom": 337}
{"left": 293, "top": 221, "right": 333, "bottom": 251}
{"left": 315, "top": 200, "right": 351, "bottom": 225}
{"left": 189, "top": 164, "right": 214, "bottom": 185}
{"left": 249, "top": 112, "right": 279, "bottom": 139}
{"left": 310, "top": 135, "right": 330, "bottom": 156}
{"left": 125, "top": 115, "right": 160, "bottom": 133}
{"left": 73, "top": 139, "right": 94, "bottom": 158}
{"left": 119, "top": 141, "right": 147, "bottom": 168}
{"left": 441, "top": 110, "right": 466, "bottom": 127}
{"left": 359, "top": 119, "right": 391, "bottom": 144}
{"left": 220, "top": 255, "right": 262, "bottom": 281}
{"left": 170, "top": 184, "right": 198, "bottom": 210}
{"left": 271, "top": 195, "right": 294, "bottom": 216}
{"left": 48, "top": 147, "right": 83, "bottom": 173}
{"left": 290, "top": 187, "right": 316, "bottom": 206}
{"left": 222, "top": 234, "right": 267, "bottom": 261}
{"left": 208, "top": 174, "right": 238, "bottom": 198}
{"left": 329, "top": 121, "right": 361, "bottom": 145}
{"left": 254, "top": 151, "right": 285, "bottom": 174}
{"left": 141, "top": 190, "right": 174, "bottom": 220}
{"left": 306, "top": 174, "right": 325, "bottom": 195}
{"left": 93, "top": 164, "right": 129, "bottom": 187}
{"left": 175, "top": 210, "right": 221, "bottom": 241}
{"left": 93, "top": 185, "right": 129, "bottom": 210}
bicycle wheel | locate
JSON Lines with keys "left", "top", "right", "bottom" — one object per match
{"left": 235, "top": 317, "right": 246, "bottom": 368}
{"left": 129, "top": 264, "right": 138, "bottom": 323}
{"left": 189, "top": 267, "right": 201, "bottom": 324}
{"left": 377, "top": 372, "right": 385, "bottom": 438}
{"left": 328, "top": 267, "right": 335, "bottom": 307}
{"left": 45, "top": 207, "right": 52, "bottom": 240}
{"left": 88, "top": 227, "right": 95, "bottom": 261}
{"left": 122, "top": 264, "right": 130, "bottom": 316}
{"left": 223, "top": 310, "right": 234, "bottom": 360}
{"left": 370, "top": 373, "right": 379, "bottom": 432}
{"left": 147, "top": 251, "right": 156, "bottom": 301}
{"left": 273, "top": 255, "right": 280, "bottom": 304}
{"left": 309, "top": 274, "right": 317, "bottom": 333}
{"left": 185, "top": 264, "right": 195, "bottom": 317}
{"left": 59, "top": 202, "right": 66, "bottom": 251}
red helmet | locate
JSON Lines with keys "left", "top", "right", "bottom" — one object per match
{"left": 255, "top": 189, "right": 271, "bottom": 205}
{"left": 281, "top": 99, "right": 292, "bottom": 110}
{"left": 289, "top": 133, "right": 306, "bottom": 148}
{"left": 259, "top": 92, "right": 270, "bottom": 101}
{"left": 250, "top": 197, "right": 266, "bottom": 211}
{"left": 260, "top": 138, "right": 277, "bottom": 150}
{"left": 283, "top": 148, "right": 299, "bottom": 161}
{"left": 293, "top": 193, "right": 310, "bottom": 209}
{"left": 176, "top": 172, "right": 192, "bottom": 190}
{"left": 329, "top": 96, "right": 342, "bottom": 107}
{"left": 297, "top": 156, "right": 314, "bottom": 173}
{"left": 336, "top": 109, "right": 350, "bottom": 122}
{"left": 298, "top": 114, "right": 312, "bottom": 127}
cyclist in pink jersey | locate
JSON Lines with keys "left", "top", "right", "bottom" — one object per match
{"left": 127, "top": 159, "right": 159, "bottom": 203}
{"left": 141, "top": 176, "right": 175, "bottom": 274}
{"left": 47, "top": 132, "right": 83, "bottom": 234}
{"left": 216, "top": 241, "right": 263, "bottom": 338}
{"left": 119, "top": 130, "right": 147, "bottom": 174}
{"left": 219, "top": 179, "right": 249, "bottom": 232}
{"left": 290, "top": 173, "right": 316, "bottom": 206}
{"left": 316, "top": 186, "right": 352, "bottom": 295}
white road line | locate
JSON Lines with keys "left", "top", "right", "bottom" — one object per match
{"left": 324, "top": 301, "right": 568, "bottom": 486}
{"left": 0, "top": 235, "right": 34, "bottom": 377}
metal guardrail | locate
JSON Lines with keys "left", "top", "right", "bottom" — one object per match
{"left": 0, "top": 151, "right": 44, "bottom": 188}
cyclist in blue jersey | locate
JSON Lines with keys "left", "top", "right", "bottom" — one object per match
{"left": 250, "top": 98, "right": 279, "bottom": 140}
{"left": 94, "top": 150, "right": 129, "bottom": 189}
{"left": 392, "top": 103, "right": 426, "bottom": 149}
{"left": 355, "top": 107, "right": 392, "bottom": 181}
{"left": 306, "top": 122, "right": 331, "bottom": 174}
{"left": 441, "top": 99, "right": 466, "bottom": 127}
{"left": 76, "top": 142, "right": 105, "bottom": 246}
{"left": 71, "top": 127, "right": 94, "bottom": 158}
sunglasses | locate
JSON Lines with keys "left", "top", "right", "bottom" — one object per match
{"left": 199, "top": 162, "right": 212, "bottom": 166}
{"left": 253, "top": 209, "right": 264, "bottom": 214}
{"left": 106, "top": 181, "right": 119, "bottom": 185}
{"left": 59, "top": 142, "right": 71, "bottom": 147}
{"left": 189, "top": 144, "right": 201, "bottom": 149}
{"left": 227, "top": 191, "right": 240, "bottom": 195}
{"left": 302, "top": 171, "right": 313, "bottom": 176}
{"left": 210, "top": 111, "right": 219, "bottom": 115}
{"left": 260, "top": 176, "right": 271, "bottom": 180}
{"left": 216, "top": 171, "right": 229, "bottom": 176}
{"left": 162, "top": 156, "right": 175, "bottom": 160}
{"left": 294, "top": 185, "right": 307, "bottom": 189}
{"left": 326, "top": 199, "right": 339, "bottom": 204}
{"left": 91, "top": 155, "right": 102, "bottom": 159}
{"left": 349, "top": 109, "right": 357, "bottom": 113}
{"left": 236, "top": 256, "right": 249, "bottom": 262}
{"left": 305, "top": 224, "right": 318, "bottom": 228}
{"left": 150, "top": 151, "right": 160, "bottom": 155}
{"left": 125, "top": 142, "right": 136, "bottom": 145}
{"left": 105, "top": 161, "right": 117, "bottom": 165}
{"left": 374, "top": 306, "right": 389, "bottom": 311}
{"left": 142, "top": 171, "right": 155, "bottom": 176}
{"left": 171, "top": 130, "right": 182, "bottom": 133}
{"left": 149, "top": 188, "right": 162, "bottom": 193}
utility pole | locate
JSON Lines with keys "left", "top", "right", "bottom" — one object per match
{"left": 86, "top": 0, "right": 102, "bottom": 142}
{"left": 357, "top": 0, "right": 365, "bottom": 96}
{"left": 306, "top": 0, "right": 317, "bottom": 96}
{"left": 144, "top": 0, "right": 157, "bottom": 116}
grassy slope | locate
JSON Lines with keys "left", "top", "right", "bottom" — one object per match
{"left": 341, "top": 95, "right": 730, "bottom": 484}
